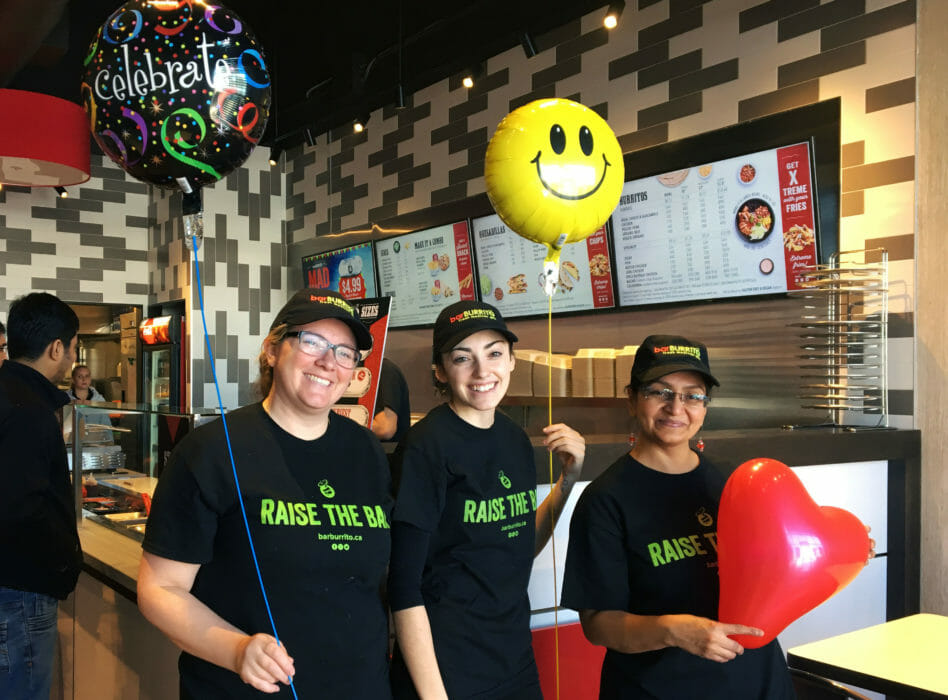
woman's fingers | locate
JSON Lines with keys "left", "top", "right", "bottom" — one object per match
{"left": 719, "top": 623, "right": 763, "bottom": 638}
{"left": 238, "top": 635, "right": 296, "bottom": 693}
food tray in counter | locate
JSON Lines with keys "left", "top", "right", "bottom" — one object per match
{"left": 96, "top": 474, "right": 159, "bottom": 498}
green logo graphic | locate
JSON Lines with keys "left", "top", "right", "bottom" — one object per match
{"left": 318, "top": 479, "right": 336, "bottom": 498}
{"left": 498, "top": 470, "right": 512, "bottom": 489}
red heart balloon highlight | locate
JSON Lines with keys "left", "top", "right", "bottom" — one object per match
{"left": 717, "top": 458, "right": 870, "bottom": 649}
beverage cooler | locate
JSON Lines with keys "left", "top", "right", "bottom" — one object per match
{"left": 139, "top": 315, "right": 186, "bottom": 411}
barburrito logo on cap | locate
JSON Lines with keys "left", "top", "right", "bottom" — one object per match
{"left": 653, "top": 344, "right": 702, "bottom": 360}
{"left": 449, "top": 308, "right": 498, "bottom": 324}
{"left": 310, "top": 294, "right": 355, "bottom": 316}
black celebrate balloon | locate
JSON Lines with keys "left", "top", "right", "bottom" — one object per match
{"left": 82, "top": 0, "right": 271, "bottom": 190}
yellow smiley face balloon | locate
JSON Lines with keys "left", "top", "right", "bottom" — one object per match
{"left": 485, "top": 98, "right": 624, "bottom": 254}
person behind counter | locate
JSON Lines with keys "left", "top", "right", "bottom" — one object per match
{"left": 560, "top": 335, "right": 795, "bottom": 699}
{"left": 388, "top": 300, "right": 585, "bottom": 700}
{"left": 0, "top": 293, "right": 81, "bottom": 700}
{"left": 372, "top": 357, "right": 411, "bottom": 443}
{"left": 137, "top": 289, "right": 394, "bottom": 699}
{"left": 65, "top": 364, "right": 105, "bottom": 402}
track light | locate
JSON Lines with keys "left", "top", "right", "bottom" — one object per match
{"left": 520, "top": 31, "right": 538, "bottom": 58}
{"left": 268, "top": 147, "right": 282, "bottom": 167}
{"left": 461, "top": 63, "right": 484, "bottom": 90}
{"left": 603, "top": 1, "right": 625, "bottom": 29}
{"left": 55, "top": 186, "right": 68, "bottom": 198}
{"left": 396, "top": 83, "right": 407, "bottom": 109}
{"left": 353, "top": 112, "right": 370, "bottom": 133}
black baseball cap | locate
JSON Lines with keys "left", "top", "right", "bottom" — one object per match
{"left": 432, "top": 300, "right": 518, "bottom": 363}
{"left": 630, "top": 334, "right": 719, "bottom": 387}
{"left": 270, "top": 288, "right": 373, "bottom": 351}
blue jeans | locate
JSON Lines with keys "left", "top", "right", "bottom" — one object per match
{"left": 0, "top": 587, "right": 59, "bottom": 700}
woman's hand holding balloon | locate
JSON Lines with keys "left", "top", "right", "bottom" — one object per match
{"left": 235, "top": 633, "right": 295, "bottom": 693}
{"left": 662, "top": 614, "right": 763, "bottom": 663}
{"left": 542, "top": 423, "right": 585, "bottom": 483}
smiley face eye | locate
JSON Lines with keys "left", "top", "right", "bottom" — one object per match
{"left": 579, "top": 126, "right": 593, "bottom": 156}
{"left": 550, "top": 124, "right": 566, "bottom": 154}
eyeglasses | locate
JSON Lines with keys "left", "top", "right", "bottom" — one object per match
{"left": 285, "top": 330, "right": 359, "bottom": 369}
{"left": 641, "top": 387, "right": 710, "bottom": 408}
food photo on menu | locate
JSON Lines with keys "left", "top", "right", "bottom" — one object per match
{"left": 610, "top": 141, "right": 819, "bottom": 308}
{"left": 374, "top": 221, "right": 476, "bottom": 327}
{"left": 470, "top": 212, "right": 615, "bottom": 319}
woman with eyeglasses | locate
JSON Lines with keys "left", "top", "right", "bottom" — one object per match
{"left": 138, "top": 289, "right": 394, "bottom": 699}
{"left": 561, "top": 335, "right": 794, "bottom": 699}
{"left": 388, "top": 300, "right": 585, "bottom": 700}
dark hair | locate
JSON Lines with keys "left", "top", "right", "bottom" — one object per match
{"left": 7, "top": 293, "right": 79, "bottom": 361}
{"left": 0, "top": 320, "right": 5, "bottom": 334}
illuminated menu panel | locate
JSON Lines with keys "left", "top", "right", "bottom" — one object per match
{"left": 471, "top": 213, "right": 615, "bottom": 318}
{"left": 375, "top": 221, "right": 476, "bottom": 327}
{"left": 301, "top": 241, "right": 377, "bottom": 299}
{"left": 612, "top": 142, "right": 817, "bottom": 307}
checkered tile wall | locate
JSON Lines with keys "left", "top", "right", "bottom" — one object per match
{"left": 286, "top": 0, "right": 916, "bottom": 426}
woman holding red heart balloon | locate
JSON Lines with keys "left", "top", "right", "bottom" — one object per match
{"left": 561, "top": 335, "right": 795, "bottom": 699}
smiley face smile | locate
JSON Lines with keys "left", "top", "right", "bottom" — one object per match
{"left": 530, "top": 151, "right": 612, "bottom": 200}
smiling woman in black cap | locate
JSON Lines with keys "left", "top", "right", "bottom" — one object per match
{"left": 388, "top": 299, "right": 586, "bottom": 700}
{"left": 560, "top": 335, "right": 794, "bottom": 699}
{"left": 137, "top": 289, "right": 394, "bottom": 699}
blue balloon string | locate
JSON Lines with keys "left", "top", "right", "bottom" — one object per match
{"left": 190, "top": 239, "right": 299, "bottom": 698}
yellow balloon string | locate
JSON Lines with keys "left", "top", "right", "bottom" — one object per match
{"left": 547, "top": 291, "right": 560, "bottom": 700}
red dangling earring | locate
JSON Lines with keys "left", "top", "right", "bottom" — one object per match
{"left": 696, "top": 437, "right": 704, "bottom": 452}
{"left": 628, "top": 433, "right": 636, "bottom": 448}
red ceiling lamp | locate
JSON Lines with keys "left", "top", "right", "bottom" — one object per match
{"left": 0, "top": 88, "right": 90, "bottom": 188}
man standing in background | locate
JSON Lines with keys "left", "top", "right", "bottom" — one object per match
{"left": 371, "top": 357, "right": 411, "bottom": 443}
{"left": 0, "top": 319, "right": 7, "bottom": 366}
{"left": 0, "top": 293, "right": 81, "bottom": 699}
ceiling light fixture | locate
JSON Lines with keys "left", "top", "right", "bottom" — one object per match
{"left": 462, "top": 62, "right": 484, "bottom": 90}
{"left": 520, "top": 31, "right": 538, "bottom": 58}
{"left": 268, "top": 147, "right": 283, "bottom": 167}
{"left": 54, "top": 186, "right": 68, "bottom": 198}
{"left": 353, "top": 112, "right": 370, "bottom": 133}
{"left": 603, "top": 1, "right": 625, "bottom": 29}
{"left": 0, "top": 89, "right": 90, "bottom": 188}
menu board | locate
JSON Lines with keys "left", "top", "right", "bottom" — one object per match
{"left": 612, "top": 142, "right": 818, "bottom": 307}
{"left": 302, "top": 241, "right": 377, "bottom": 299}
{"left": 332, "top": 297, "right": 391, "bottom": 429}
{"left": 471, "top": 213, "right": 615, "bottom": 318}
{"left": 375, "top": 221, "right": 476, "bottom": 327}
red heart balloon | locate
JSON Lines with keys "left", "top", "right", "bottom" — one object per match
{"left": 717, "top": 458, "right": 870, "bottom": 649}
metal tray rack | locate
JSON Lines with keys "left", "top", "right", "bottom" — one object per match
{"left": 788, "top": 248, "right": 888, "bottom": 428}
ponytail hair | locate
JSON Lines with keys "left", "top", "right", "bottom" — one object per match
{"left": 253, "top": 324, "right": 289, "bottom": 400}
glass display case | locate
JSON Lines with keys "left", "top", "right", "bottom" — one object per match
{"left": 67, "top": 403, "right": 220, "bottom": 541}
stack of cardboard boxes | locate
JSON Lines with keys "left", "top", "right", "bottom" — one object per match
{"left": 506, "top": 346, "right": 639, "bottom": 398}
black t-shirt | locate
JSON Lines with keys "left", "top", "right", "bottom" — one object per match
{"left": 0, "top": 361, "right": 81, "bottom": 600}
{"left": 390, "top": 404, "right": 540, "bottom": 699}
{"left": 143, "top": 404, "right": 393, "bottom": 699}
{"left": 376, "top": 358, "right": 411, "bottom": 443}
{"left": 561, "top": 453, "right": 794, "bottom": 700}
